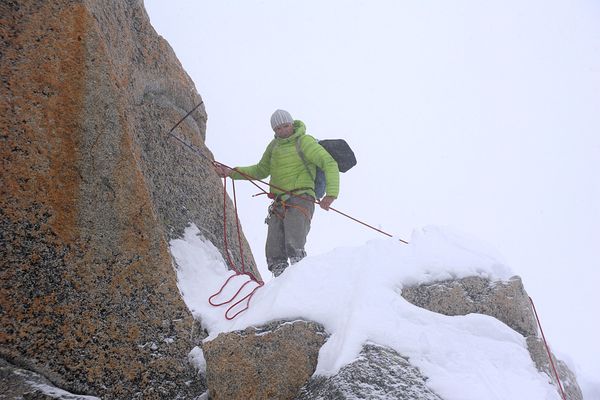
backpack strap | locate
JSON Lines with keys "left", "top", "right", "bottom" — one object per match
{"left": 296, "top": 136, "right": 315, "bottom": 181}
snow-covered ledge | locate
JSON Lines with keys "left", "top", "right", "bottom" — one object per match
{"left": 171, "top": 224, "right": 572, "bottom": 399}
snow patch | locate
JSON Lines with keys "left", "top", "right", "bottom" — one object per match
{"left": 170, "top": 223, "right": 561, "bottom": 400}
{"left": 188, "top": 346, "right": 207, "bottom": 374}
{"left": 26, "top": 382, "right": 101, "bottom": 400}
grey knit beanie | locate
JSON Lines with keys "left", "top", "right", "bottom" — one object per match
{"left": 270, "top": 109, "right": 294, "bottom": 129}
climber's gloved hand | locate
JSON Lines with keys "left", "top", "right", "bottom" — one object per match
{"left": 319, "top": 196, "right": 336, "bottom": 211}
{"left": 214, "top": 164, "right": 233, "bottom": 178}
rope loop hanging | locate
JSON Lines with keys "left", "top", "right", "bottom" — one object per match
{"left": 207, "top": 177, "right": 263, "bottom": 320}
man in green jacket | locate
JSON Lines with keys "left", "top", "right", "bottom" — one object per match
{"left": 215, "top": 109, "right": 340, "bottom": 277}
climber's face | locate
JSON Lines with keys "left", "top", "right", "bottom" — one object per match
{"left": 274, "top": 123, "right": 294, "bottom": 138}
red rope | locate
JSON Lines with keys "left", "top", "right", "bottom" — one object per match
{"left": 213, "top": 161, "right": 409, "bottom": 244}
{"left": 220, "top": 178, "right": 234, "bottom": 268}
{"left": 231, "top": 180, "right": 246, "bottom": 274}
{"left": 529, "top": 297, "right": 567, "bottom": 400}
{"left": 208, "top": 161, "right": 409, "bottom": 319}
{"left": 208, "top": 177, "right": 263, "bottom": 320}
{"left": 169, "top": 116, "right": 409, "bottom": 318}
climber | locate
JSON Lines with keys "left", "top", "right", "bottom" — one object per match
{"left": 214, "top": 109, "right": 340, "bottom": 277}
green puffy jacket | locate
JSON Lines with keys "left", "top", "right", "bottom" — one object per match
{"left": 231, "top": 120, "right": 339, "bottom": 199}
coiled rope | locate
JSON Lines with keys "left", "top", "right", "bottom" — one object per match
{"left": 207, "top": 178, "right": 263, "bottom": 320}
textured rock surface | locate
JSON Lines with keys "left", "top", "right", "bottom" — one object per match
{"left": 527, "top": 337, "right": 583, "bottom": 400}
{"left": 298, "top": 343, "right": 442, "bottom": 400}
{"left": 1, "top": 1, "right": 257, "bottom": 398}
{"left": 401, "top": 275, "right": 537, "bottom": 336}
{"left": 203, "top": 320, "right": 328, "bottom": 400}
{"left": 0, "top": 357, "right": 100, "bottom": 400}
{"left": 402, "top": 276, "right": 583, "bottom": 399}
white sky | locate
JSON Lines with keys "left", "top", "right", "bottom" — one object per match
{"left": 144, "top": 0, "right": 600, "bottom": 379}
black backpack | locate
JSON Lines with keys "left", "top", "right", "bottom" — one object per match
{"left": 296, "top": 137, "right": 357, "bottom": 199}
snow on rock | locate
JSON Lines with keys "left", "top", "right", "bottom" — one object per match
{"left": 170, "top": 224, "right": 560, "bottom": 400}
{"left": 188, "top": 346, "right": 207, "bottom": 374}
{"left": 298, "top": 342, "right": 443, "bottom": 400}
{"left": 0, "top": 358, "right": 101, "bottom": 400}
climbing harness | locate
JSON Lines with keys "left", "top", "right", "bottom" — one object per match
{"left": 529, "top": 297, "right": 568, "bottom": 400}
{"left": 166, "top": 102, "right": 409, "bottom": 320}
{"left": 265, "top": 194, "right": 314, "bottom": 223}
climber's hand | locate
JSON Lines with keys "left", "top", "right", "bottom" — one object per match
{"left": 214, "top": 164, "right": 233, "bottom": 178}
{"left": 319, "top": 196, "right": 335, "bottom": 211}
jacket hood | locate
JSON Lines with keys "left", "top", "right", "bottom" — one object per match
{"left": 273, "top": 120, "right": 306, "bottom": 143}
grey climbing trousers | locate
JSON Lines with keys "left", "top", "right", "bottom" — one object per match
{"left": 265, "top": 195, "right": 315, "bottom": 273}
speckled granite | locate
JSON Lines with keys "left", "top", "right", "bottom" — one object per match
{"left": 402, "top": 276, "right": 582, "bottom": 399}
{"left": 203, "top": 320, "right": 328, "bottom": 400}
{"left": 402, "top": 276, "right": 537, "bottom": 336}
{"left": 1, "top": 1, "right": 257, "bottom": 398}
{"left": 298, "top": 343, "right": 443, "bottom": 400}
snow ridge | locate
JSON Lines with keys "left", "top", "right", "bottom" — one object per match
{"left": 170, "top": 224, "right": 560, "bottom": 400}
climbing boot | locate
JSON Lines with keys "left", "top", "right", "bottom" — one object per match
{"left": 270, "top": 262, "right": 288, "bottom": 277}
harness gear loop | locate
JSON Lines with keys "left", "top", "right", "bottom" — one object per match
{"left": 266, "top": 195, "right": 313, "bottom": 223}
{"left": 281, "top": 199, "right": 312, "bottom": 221}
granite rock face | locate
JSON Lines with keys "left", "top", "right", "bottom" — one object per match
{"left": 0, "top": 358, "right": 100, "bottom": 400}
{"left": 527, "top": 336, "right": 583, "bottom": 400}
{"left": 1, "top": 1, "right": 257, "bottom": 398}
{"left": 201, "top": 277, "right": 582, "bottom": 399}
{"left": 401, "top": 275, "right": 537, "bottom": 336}
{"left": 402, "top": 276, "right": 583, "bottom": 400}
{"left": 202, "top": 320, "right": 327, "bottom": 400}
{"left": 298, "top": 343, "right": 443, "bottom": 400}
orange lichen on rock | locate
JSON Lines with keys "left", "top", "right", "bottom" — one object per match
{"left": 1, "top": 2, "right": 87, "bottom": 243}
